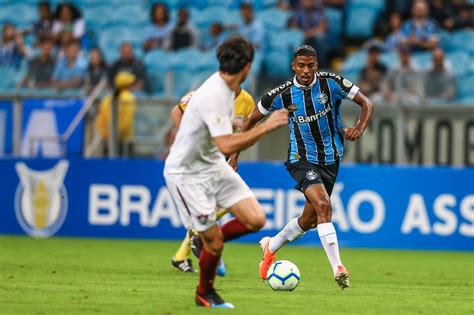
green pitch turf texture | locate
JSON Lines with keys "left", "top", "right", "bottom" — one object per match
{"left": 1, "top": 236, "right": 473, "bottom": 315}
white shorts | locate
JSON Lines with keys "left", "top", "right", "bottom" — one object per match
{"left": 164, "top": 166, "right": 254, "bottom": 232}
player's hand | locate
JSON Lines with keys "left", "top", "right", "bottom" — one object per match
{"left": 228, "top": 153, "right": 239, "bottom": 172}
{"left": 344, "top": 127, "right": 362, "bottom": 141}
{"left": 263, "top": 109, "right": 288, "bottom": 132}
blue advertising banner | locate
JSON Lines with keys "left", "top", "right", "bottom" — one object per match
{"left": 21, "top": 99, "right": 84, "bottom": 157}
{"left": 0, "top": 101, "right": 13, "bottom": 156}
{"left": 0, "top": 159, "right": 472, "bottom": 251}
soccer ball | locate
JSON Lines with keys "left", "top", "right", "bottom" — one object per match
{"left": 266, "top": 260, "right": 300, "bottom": 291}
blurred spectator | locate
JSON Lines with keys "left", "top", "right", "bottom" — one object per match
{"left": 86, "top": 48, "right": 108, "bottom": 91}
{"left": 50, "top": 40, "right": 86, "bottom": 89}
{"left": 202, "top": 23, "right": 226, "bottom": 51}
{"left": 238, "top": 3, "right": 265, "bottom": 50}
{"left": 384, "top": 12, "right": 404, "bottom": 51}
{"left": 56, "top": 30, "right": 74, "bottom": 60}
{"left": 357, "top": 45, "right": 387, "bottom": 101}
{"left": 400, "top": 0, "right": 439, "bottom": 51}
{"left": 52, "top": 4, "right": 85, "bottom": 44}
{"left": 168, "top": 8, "right": 199, "bottom": 51}
{"left": 0, "top": 22, "right": 27, "bottom": 68}
{"left": 31, "top": 1, "right": 54, "bottom": 45}
{"left": 109, "top": 43, "right": 146, "bottom": 92}
{"left": 429, "top": 0, "right": 453, "bottom": 27}
{"left": 19, "top": 39, "right": 55, "bottom": 88}
{"left": 96, "top": 71, "right": 137, "bottom": 157}
{"left": 444, "top": 4, "right": 474, "bottom": 30}
{"left": 424, "top": 48, "right": 455, "bottom": 103}
{"left": 143, "top": 3, "right": 173, "bottom": 52}
{"left": 384, "top": 46, "right": 423, "bottom": 106}
{"left": 289, "top": 0, "right": 329, "bottom": 67}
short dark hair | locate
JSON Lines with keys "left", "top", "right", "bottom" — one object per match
{"left": 216, "top": 36, "right": 254, "bottom": 75}
{"left": 150, "top": 3, "right": 169, "bottom": 24}
{"left": 293, "top": 45, "right": 317, "bottom": 60}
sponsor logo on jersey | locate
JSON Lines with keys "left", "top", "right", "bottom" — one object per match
{"left": 15, "top": 160, "right": 69, "bottom": 238}
{"left": 291, "top": 107, "right": 331, "bottom": 124}
{"left": 306, "top": 170, "right": 318, "bottom": 180}
{"left": 267, "top": 81, "right": 292, "bottom": 97}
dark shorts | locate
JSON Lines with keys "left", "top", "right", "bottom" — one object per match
{"left": 284, "top": 160, "right": 339, "bottom": 196}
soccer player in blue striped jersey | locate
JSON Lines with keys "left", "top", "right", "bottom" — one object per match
{"left": 231, "top": 45, "right": 374, "bottom": 290}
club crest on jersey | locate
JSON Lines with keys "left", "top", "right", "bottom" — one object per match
{"left": 197, "top": 215, "right": 209, "bottom": 224}
{"left": 287, "top": 104, "right": 298, "bottom": 112}
{"left": 306, "top": 170, "right": 318, "bottom": 181}
{"left": 317, "top": 92, "right": 328, "bottom": 104}
{"left": 14, "top": 160, "right": 69, "bottom": 238}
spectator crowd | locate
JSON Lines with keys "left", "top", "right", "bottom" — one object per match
{"left": 0, "top": 0, "right": 472, "bottom": 104}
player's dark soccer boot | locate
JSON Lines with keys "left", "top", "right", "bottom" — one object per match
{"left": 171, "top": 257, "right": 196, "bottom": 273}
{"left": 195, "top": 289, "right": 234, "bottom": 309}
{"left": 190, "top": 231, "right": 203, "bottom": 258}
{"left": 335, "top": 265, "right": 350, "bottom": 290}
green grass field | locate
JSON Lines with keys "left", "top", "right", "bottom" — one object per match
{"left": 0, "top": 236, "right": 473, "bottom": 315}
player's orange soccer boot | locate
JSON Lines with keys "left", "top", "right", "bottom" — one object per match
{"left": 334, "top": 265, "right": 351, "bottom": 290}
{"left": 258, "top": 237, "right": 276, "bottom": 280}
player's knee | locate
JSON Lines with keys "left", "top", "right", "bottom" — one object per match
{"left": 206, "top": 235, "right": 224, "bottom": 256}
{"left": 246, "top": 209, "right": 266, "bottom": 231}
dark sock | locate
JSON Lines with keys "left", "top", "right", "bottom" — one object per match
{"left": 221, "top": 218, "right": 252, "bottom": 242}
{"left": 198, "top": 247, "right": 220, "bottom": 295}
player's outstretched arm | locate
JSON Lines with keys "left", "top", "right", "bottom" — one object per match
{"left": 214, "top": 109, "right": 288, "bottom": 156}
{"left": 170, "top": 105, "right": 183, "bottom": 128}
{"left": 344, "top": 91, "right": 374, "bottom": 141}
{"left": 228, "top": 107, "right": 266, "bottom": 170}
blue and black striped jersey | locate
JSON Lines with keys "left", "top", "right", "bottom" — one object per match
{"left": 258, "top": 72, "right": 360, "bottom": 165}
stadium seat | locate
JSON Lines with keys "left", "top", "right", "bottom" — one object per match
{"left": 144, "top": 49, "right": 172, "bottom": 71}
{"left": 449, "top": 29, "right": 474, "bottom": 54}
{"left": 268, "top": 29, "right": 304, "bottom": 54}
{"left": 456, "top": 74, "right": 474, "bottom": 103}
{"left": 0, "top": 67, "right": 19, "bottom": 90}
{"left": 196, "top": 50, "right": 219, "bottom": 72}
{"left": 348, "top": 0, "right": 385, "bottom": 12}
{"left": 195, "top": 7, "right": 231, "bottom": 29}
{"left": 109, "top": 5, "right": 148, "bottom": 27}
{"left": 147, "top": 65, "right": 168, "bottom": 97}
{"left": 169, "top": 48, "right": 204, "bottom": 72}
{"left": 99, "top": 26, "right": 144, "bottom": 62}
{"left": 325, "top": 7, "right": 343, "bottom": 37}
{"left": 380, "top": 51, "right": 398, "bottom": 70}
{"left": 264, "top": 50, "right": 291, "bottom": 79}
{"left": 257, "top": 8, "right": 290, "bottom": 32}
{"left": 446, "top": 51, "right": 469, "bottom": 76}
{"left": 342, "top": 49, "right": 367, "bottom": 72}
{"left": 341, "top": 70, "right": 360, "bottom": 83}
{"left": 411, "top": 51, "right": 433, "bottom": 70}
{"left": 171, "top": 70, "right": 194, "bottom": 99}
{"left": 84, "top": 6, "right": 112, "bottom": 29}
{"left": 345, "top": 7, "right": 378, "bottom": 38}
{"left": 0, "top": 4, "right": 36, "bottom": 27}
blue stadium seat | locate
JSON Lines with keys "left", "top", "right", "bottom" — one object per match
{"left": 325, "top": 7, "right": 343, "bottom": 37}
{"left": 449, "top": 29, "right": 474, "bottom": 54}
{"left": 264, "top": 50, "right": 291, "bottom": 79}
{"left": 341, "top": 70, "right": 360, "bottom": 83}
{"left": 147, "top": 65, "right": 168, "bottom": 97}
{"left": 342, "top": 49, "right": 367, "bottom": 72}
{"left": 170, "top": 48, "right": 204, "bottom": 72}
{"left": 268, "top": 29, "right": 304, "bottom": 54}
{"left": 0, "top": 4, "right": 36, "bottom": 27}
{"left": 109, "top": 5, "right": 148, "bottom": 27}
{"left": 0, "top": 67, "right": 19, "bottom": 90}
{"left": 345, "top": 7, "right": 378, "bottom": 38}
{"left": 84, "top": 6, "right": 111, "bottom": 29}
{"left": 411, "top": 51, "right": 433, "bottom": 70}
{"left": 196, "top": 50, "right": 219, "bottom": 72}
{"left": 446, "top": 51, "right": 469, "bottom": 76}
{"left": 195, "top": 7, "right": 231, "bottom": 29}
{"left": 456, "top": 75, "right": 474, "bottom": 103}
{"left": 99, "top": 27, "right": 144, "bottom": 62}
{"left": 257, "top": 8, "right": 290, "bottom": 31}
{"left": 144, "top": 49, "right": 172, "bottom": 71}
{"left": 348, "top": 0, "right": 385, "bottom": 12}
{"left": 380, "top": 51, "right": 398, "bottom": 70}
{"left": 171, "top": 70, "right": 194, "bottom": 99}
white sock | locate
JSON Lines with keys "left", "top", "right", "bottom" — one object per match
{"left": 268, "top": 218, "right": 305, "bottom": 253}
{"left": 317, "top": 222, "right": 343, "bottom": 275}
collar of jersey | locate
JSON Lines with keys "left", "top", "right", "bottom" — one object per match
{"left": 293, "top": 74, "right": 317, "bottom": 90}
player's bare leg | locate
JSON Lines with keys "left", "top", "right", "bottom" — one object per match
{"left": 305, "top": 184, "right": 350, "bottom": 290}
{"left": 259, "top": 202, "right": 317, "bottom": 279}
{"left": 195, "top": 224, "right": 234, "bottom": 309}
{"left": 225, "top": 197, "right": 266, "bottom": 240}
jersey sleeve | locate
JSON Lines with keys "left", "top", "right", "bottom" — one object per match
{"left": 329, "top": 74, "right": 360, "bottom": 100}
{"left": 178, "top": 91, "right": 194, "bottom": 112}
{"left": 201, "top": 95, "right": 233, "bottom": 138}
{"left": 257, "top": 93, "right": 284, "bottom": 115}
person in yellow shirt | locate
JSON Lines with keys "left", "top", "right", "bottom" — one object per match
{"left": 170, "top": 87, "right": 255, "bottom": 274}
{"left": 95, "top": 71, "right": 137, "bottom": 156}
